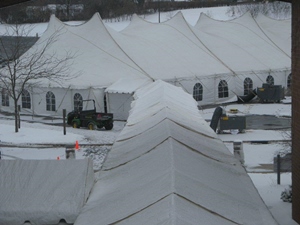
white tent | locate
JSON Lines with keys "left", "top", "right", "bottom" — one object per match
{"left": 105, "top": 78, "right": 153, "bottom": 120}
{"left": 0, "top": 11, "right": 291, "bottom": 119}
{"left": 74, "top": 80, "right": 277, "bottom": 225}
{"left": 0, "top": 159, "right": 94, "bottom": 225}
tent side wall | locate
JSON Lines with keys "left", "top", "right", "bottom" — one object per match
{"left": 176, "top": 68, "right": 290, "bottom": 106}
{"left": 107, "top": 92, "right": 133, "bottom": 121}
{"left": 0, "top": 87, "right": 106, "bottom": 117}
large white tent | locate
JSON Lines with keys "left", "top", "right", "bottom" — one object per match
{"left": 74, "top": 80, "right": 277, "bottom": 225}
{"left": 0, "top": 159, "right": 94, "bottom": 225}
{"left": 0, "top": 11, "right": 291, "bottom": 120}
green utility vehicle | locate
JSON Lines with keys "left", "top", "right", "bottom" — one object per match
{"left": 67, "top": 99, "right": 113, "bottom": 130}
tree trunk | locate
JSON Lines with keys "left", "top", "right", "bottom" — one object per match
{"left": 14, "top": 100, "right": 19, "bottom": 133}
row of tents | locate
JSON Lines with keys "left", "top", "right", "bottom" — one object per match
{"left": 0, "top": 80, "right": 279, "bottom": 224}
{"left": 0, "top": 11, "right": 291, "bottom": 120}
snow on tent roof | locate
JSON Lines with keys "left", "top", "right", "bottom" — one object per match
{"left": 105, "top": 77, "right": 153, "bottom": 94}
{"left": 20, "top": 13, "right": 149, "bottom": 89}
{"left": 0, "top": 159, "right": 94, "bottom": 225}
{"left": 109, "top": 13, "right": 233, "bottom": 80}
{"left": 255, "top": 14, "right": 291, "bottom": 57}
{"left": 14, "top": 12, "right": 291, "bottom": 91}
{"left": 74, "top": 80, "right": 277, "bottom": 225}
{"left": 193, "top": 12, "right": 290, "bottom": 72}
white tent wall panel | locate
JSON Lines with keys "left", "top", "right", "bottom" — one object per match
{"left": 106, "top": 92, "right": 133, "bottom": 121}
{"left": 3, "top": 87, "right": 106, "bottom": 117}
{"left": 174, "top": 74, "right": 237, "bottom": 106}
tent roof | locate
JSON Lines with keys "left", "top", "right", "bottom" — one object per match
{"left": 8, "top": 11, "right": 291, "bottom": 91}
{"left": 192, "top": 12, "right": 290, "bottom": 72}
{"left": 111, "top": 13, "right": 232, "bottom": 79}
{"left": 105, "top": 78, "right": 153, "bottom": 94}
{"left": 255, "top": 13, "right": 291, "bottom": 57}
{"left": 74, "top": 80, "right": 277, "bottom": 225}
{"left": 19, "top": 13, "right": 150, "bottom": 89}
{"left": 0, "top": 159, "right": 94, "bottom": 225}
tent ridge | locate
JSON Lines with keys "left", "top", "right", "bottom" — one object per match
{"left": 104, "top": 137, "right": 173, "bottom": 171}
{"left": 175, "top": 193, "right": 241, "bottom": 225}
{"left": 171, "top": 120, "right": 218, "bottom": 140}
{"left": 252, "top": 14, "right": 291, "bottom": 58}
{"left": 173, "top": 138, "right": 233, "bottom": 165}
{"left": 62, "top": 27, "right": 148, "bottom": 76}
{"left": 107, "top": 193, "right": 173, "bottom": 225}
{"left": 185, "top": 17, "right": 237, "bottom": 75}
{"left": 123, "top": 115, "right": 217, "bottom": 144}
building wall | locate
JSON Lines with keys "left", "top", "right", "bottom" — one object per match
{"left": 292, "top": 0, "right": 300, "bottom": 223}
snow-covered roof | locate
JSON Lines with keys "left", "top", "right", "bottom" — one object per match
{"left": 18, "top": 13, "right": 150, "bottom": 89}
{"left": 9, "top": 11, "right": 290, "bottom": 90}
{"left": 0, "top": 159, "right": 94, "bottom": 225}
{"left": 192, "top": 12, "right": 291, "bottom": 72}
{"left": 105, "top": 78, "right": 153, "bottom": 94}
{"left": 255, "top": 13, "right": 291, "bottom": 57}
{"left": 110, "top": 12, "right": 232, "bottom": 79}
{"left": 74, "top": 80, "right": 277, "bottom": 225}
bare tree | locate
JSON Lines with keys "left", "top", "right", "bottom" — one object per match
{"left": 0, "top": 24, "right": 77, "bottom": 132}
{"left": 226, "top": 1, "right": 291, "bottom": 19}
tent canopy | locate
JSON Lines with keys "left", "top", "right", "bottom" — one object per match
{"left": 5, "top": 11, "right": 290, "bottom": 90}
{"left": 0, "top": 11, "right": 291, "bottom": 116}
{"left": 0, "top": 159, "right": 94, "bottom": 225}
{"left": 74, "top": 80, "right": 277, "bottom": 225}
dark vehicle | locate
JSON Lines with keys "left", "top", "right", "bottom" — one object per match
{"left": 67, "top": 99, "right": 113, "bottom": 130}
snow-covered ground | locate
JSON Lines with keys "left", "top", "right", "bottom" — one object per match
{"left": 0, "top": 5, "right": 296, "bottom": 225}
{"left": 0, "top": 99, "right": 295, "bottom": 225}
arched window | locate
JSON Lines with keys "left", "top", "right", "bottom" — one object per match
{"left": 46, "top": 91, "right": 56, "bottom": 111}
{"left": 287, "top": 73, "right": 292, "bottom": 88}
{"left": 193, "top": 83, "right": 203, "bottom": 101}
{"left": 244, "top": 77, "right": 253, "bottom": 95}
{"left": 1, "top": 88, "right": 9, "bottom": 106}
{"left": 218, "top": 80, "right": 228, "bottom": 98}
{"left": 74, "top": 93, "right": 83, "bottom": 111}
{"left": 266, "top": 75, "right": 274, "bottom": 85}
{"left": 22, "top": 89, "right": 31, "bottom": 109}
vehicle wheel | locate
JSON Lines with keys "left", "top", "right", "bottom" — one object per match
{"left": 88, "top": 122, "right": 96, "bottom": 130}
{"left": 217, "top": 129, "right": 223, "bottom": 134}
{"left": 73, "top": 122, "right": 80, "bottom": 128}
{"left": 105, "top": 122, "right": 113, "bottom": 130}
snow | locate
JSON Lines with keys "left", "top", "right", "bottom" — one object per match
{"left": 0, "top": 93, "right": 295, "bottom": 225}
{"left": 0, "top": 5, "right": 296, "bottom": 225}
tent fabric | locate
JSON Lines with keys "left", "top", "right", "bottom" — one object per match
{"left": 255, "top": 14, "right": 291, "bottom": 57}
{"left": 16, "top": 13, "right": 150, "bottom": 89}
{"left": 110, "top": 13, "right": 232, "bottom": 80}
{"left": 8, "top": 11, "right": 290, "bottom": 89}
{"left": 193, "top": 12, "right": 290, "bottom": 72}
{"left": 0, "top": 159, "right": 94, "bottom": 225}
{"left": 74, "top": 80, "right": 277, "bottom": 225}
{"left": 105, "top": 78, "right": 153, "bottom": 94}
{"left": 105, "top": 78, "right": 153, "bottom": 120}
{"left": 0, "top": 11, "right": 291, "bottom": 116}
